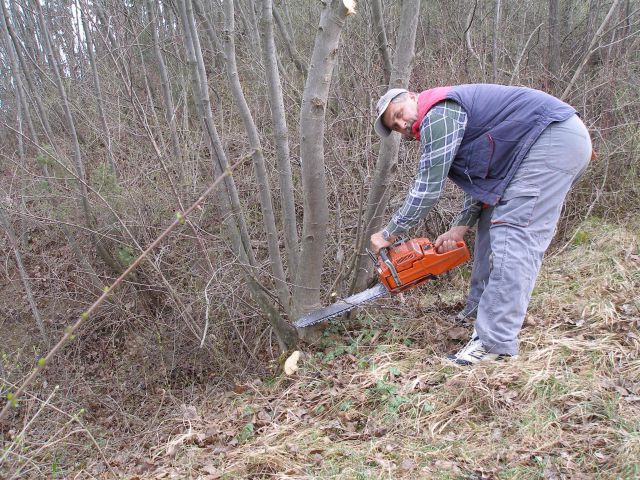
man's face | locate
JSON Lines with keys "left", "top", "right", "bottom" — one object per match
{"left": 382, "top": 93, "right": 419, "bottom": 139}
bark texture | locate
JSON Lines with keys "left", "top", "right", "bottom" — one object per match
{"left": 259, "top": 0, "right": 299, "bottom": 279}
{"left": 293, "top": 0, "right": 353, "bottom": 319}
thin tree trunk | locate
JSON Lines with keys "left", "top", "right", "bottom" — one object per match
{"left": 351, "top": 0, "right": 421, "bottom": 294}
{"left": 1, "top": 1, "right": 55, "bottom": 146}
{"left": 464, "top": 1, "right": 484, "bottom": 77}
{"left": 192, "top": 0, "right": 225, "bottom": 70}
{"left": 272, "top": 3, "right": 307, "bottom": 77}
{"left": 243, "top": 0, "right": 262, "bottom": 54}
{"left": 79, "top": 0, "right": 117, "bottom": 179}
{"left": 146, "top": 0, "right": 186, "bottom": 186}
{"left": 181, "top": 0, "right": 257, "bottom": 266}
{"left": 34, "top": 3, "right": 88, "bottom": 229}
{"left": 34, "top": 1, "right": 122, "bottom": 273}
{"left": 222, "top": 0, "right": 290, "bottom": 311}
{"left": 561, "top": 0, "right": 622, "bottom": 100}
{"left": 547, "top": 0, "right": 560, "bottom": 89}
{"left": 16, "top": 102, "right": 27, "bottom": 249}
{"left": 371, "top": 0, "right": 392, "bottom": 84}
{"left": 585, "top": 0, "right": 600, "bottom": 58}
{"left": 292, "top": 0, "right": 355, "bottom": 320}
{"left": 2, "top": 6, "right": 106, "bottom": 293}
{"left": 5, "top": 0, "right": 120, "bottom": 280}
{"left": 259, "top": 0, "right": 299, "bottom": 279}
{"left": 509, "top": 23, "right": 543, "bottom": 84}
{"left": 0, "top": 207, "right": 47, "bottom": 344}
{"left": 178, "top": 0, "right": 296, "bottom": 348}
{"left": 492, "top": 0, "right": 501, "bottom": 83}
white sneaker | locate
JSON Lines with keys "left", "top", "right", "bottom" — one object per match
{"left": 446, "top": 331, "right": 515, "bottom": 365}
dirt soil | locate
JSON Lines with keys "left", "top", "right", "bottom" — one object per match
{"left": 1, "top": 219, "right": 639, "bottom": 479}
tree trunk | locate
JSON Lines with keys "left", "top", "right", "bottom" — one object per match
{"left": 371, "top": 0, "right": 392, "bottom": 84}
{"left": 272, "top": 3, "right": 307, "bottom": 77}
{"left": 0, "top": 207, "right": 47, "bottom": 344}
{"left": 258, "top": 0, "right": 299, "bottom": 279}
{"left": 561, "top": 0, "right": 622, "bottom": 100}
{"left": 492, "top": 0, "right": 502, "bottom": 83}
{"left": 146, "top": 0, "right": 184, "bottom": 185}
{"left": 547, "top": 0, "right": 560, "bottom": 90}
{"left": 1, "top": 1, "right": 54, "bottom": 146}
{"left": 192, "top": 0, "right": 225, "bottom": 70}
{"left": 292, "top": 0, "right": 355, "bottom": 320}
{"left": 34, "top": 1, "right": 122, "bottom": 273}
{"left": 351, "top": 0, "right": 421, "bottom": 294}
{"left": 178, "top": 0, "right": 296, "bottom": 349}
{"left": 79, "top": 0, "right": 118, "bottom": 179}
{"left": 2, "top": 6, "right": 109, "bottom": 294}
{"left": 222, "top": 0, "right": 291, "bottom": 311}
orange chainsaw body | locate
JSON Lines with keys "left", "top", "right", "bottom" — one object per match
{"left": 377, "top": 238, "right": 470, "bottom": 293}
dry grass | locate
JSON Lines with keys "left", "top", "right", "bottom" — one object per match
{"left": 1, "top": 219, "right": 638, "bottom": 479}
{"left": 124, "top": 218, "right": 639, "bottom": 479}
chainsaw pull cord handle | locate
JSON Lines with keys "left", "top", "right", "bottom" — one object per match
{"left": 379, "top": 248, "right": 402, "bottom": 287}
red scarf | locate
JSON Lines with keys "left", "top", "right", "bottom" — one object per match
{"left": 411, "top": 86, "right": 453, "bottom": 140}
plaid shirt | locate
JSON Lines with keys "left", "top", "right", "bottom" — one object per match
{"left": 383, "top": 100, "right": 482, "bottom": 237}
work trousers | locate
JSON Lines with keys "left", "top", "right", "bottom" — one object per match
{"left": 465, "top": 114, "right": 592, "bottom": 355}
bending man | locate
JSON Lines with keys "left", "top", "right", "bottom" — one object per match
{"left": 370, "top": 84, "right": 592, "bottom": 365}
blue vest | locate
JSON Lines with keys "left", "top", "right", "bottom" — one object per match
{"left": 439, "top": 84, "right": 576, "bottom": 205}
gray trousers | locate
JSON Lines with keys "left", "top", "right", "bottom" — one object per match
{"left": 465, "top": 114, "right": 592, "bottom": 355}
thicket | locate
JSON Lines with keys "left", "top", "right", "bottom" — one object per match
{"left": 0, "top": 0, "right": 639, "bottom": 475}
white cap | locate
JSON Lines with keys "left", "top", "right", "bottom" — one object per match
{"left": 374, "top": 88, "right": 409, "bottom": 138}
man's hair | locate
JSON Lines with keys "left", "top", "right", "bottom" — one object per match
{"left": 390, "top": 92, "right": 410, "bottom": 104}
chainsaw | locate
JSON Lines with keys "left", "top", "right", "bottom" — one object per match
{"left": 294, "top": 237, "right": 471, "bottom": 328}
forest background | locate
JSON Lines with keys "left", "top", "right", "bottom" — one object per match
{"left": 0, "top": 0, "right": 639, "bottom": 477}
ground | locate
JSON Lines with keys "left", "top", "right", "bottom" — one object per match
{"left": 2, "top": 219, "right": 639, "bottom": 479}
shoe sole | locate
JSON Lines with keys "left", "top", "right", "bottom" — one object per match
{"left": 444, "top": 353, "right": 518, "bottom": 366}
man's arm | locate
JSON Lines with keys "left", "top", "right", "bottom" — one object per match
{"left": 371, "top": 101, "right": 467, "bottom": 253}
{"left": 434, "top": 193, "right": 484, "bottom": 253}
{"left": 453, "top": 192, "right": 483, "bottom": 227}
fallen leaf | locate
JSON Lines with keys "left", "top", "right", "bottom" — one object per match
{"left": 284, "top": 351, "right": 301, "bottom": 375}
{"left": 447, "top": 326, "right": 468, "bottom": 340}
{"left": 201, "top": 464, "right": 220, "bottom": 476}
{"left": 181, "top": 404, "right": 198, "bottom": 420}
{"left": 233, "top": 384, "right": 249, "bottom": 394}
{"left": 400, "top": 458, "right": 417, "bottom": 471}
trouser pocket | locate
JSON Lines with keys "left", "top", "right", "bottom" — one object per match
{"left": 491, "top": 185, "right": 540, "bottom": 227}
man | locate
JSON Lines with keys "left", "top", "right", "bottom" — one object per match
{"left": 370, "top": 84, "right": 592, "bottom": 365}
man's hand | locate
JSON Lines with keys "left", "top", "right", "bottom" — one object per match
{"left": 434, "top": 225, "right": 470, "bottom": 253}
{"left": 370, "top": 230, "right": 396, "bottom": 255}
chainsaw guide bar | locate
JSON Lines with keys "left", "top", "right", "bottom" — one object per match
{"left": 293, "top": 283, "right": 389, "bottom": 328}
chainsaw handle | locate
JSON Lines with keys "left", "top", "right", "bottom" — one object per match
{"left": 379, "top": 248, "right": 402, "bottom": 287}
{"left": 434, "top": 240, "right": 467, "bottom": 254}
